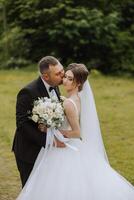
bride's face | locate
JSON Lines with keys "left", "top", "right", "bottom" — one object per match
{"left": 63, "top": 70, "right": 78, "bottom": 92}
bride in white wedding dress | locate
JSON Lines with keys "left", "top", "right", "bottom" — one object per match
{"left": 17, "top": 63, "right": 134, "bottom": 200}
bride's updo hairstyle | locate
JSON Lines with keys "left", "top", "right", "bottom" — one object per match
{"left": 66, "top": 63, "right": 89, "bottom": 91}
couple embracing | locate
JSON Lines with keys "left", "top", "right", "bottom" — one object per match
{"left": 12, "top": 56, "right": 134, "bottom": 199}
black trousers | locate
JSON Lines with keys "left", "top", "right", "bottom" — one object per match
{"left": 15, "top": 156, "right": 34, "bottom": 188}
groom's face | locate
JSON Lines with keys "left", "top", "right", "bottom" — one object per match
{"left": 45, "top": 63, "right": 64, "bottom": 86}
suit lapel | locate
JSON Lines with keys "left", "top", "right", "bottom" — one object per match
{"left": 37, "top": 77, "right": 61, "bottom": 100}
{"left": 55, "top": 87, "right": 61, "bottom": 101}
{"left": 37, "top": 77, "right": 50, "bottom": 98}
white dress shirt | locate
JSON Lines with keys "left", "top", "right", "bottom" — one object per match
{"left": 41, "top": 77, "right": 58, "bottom": 100}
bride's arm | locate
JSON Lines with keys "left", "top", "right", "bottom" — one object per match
{"left": 60, "top": 100, "right": 80, "bottom": 138}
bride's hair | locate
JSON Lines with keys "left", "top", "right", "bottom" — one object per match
{"left": 66, "top": 63, "right": 89, "bottom": 91}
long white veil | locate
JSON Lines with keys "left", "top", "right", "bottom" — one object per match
{"left": 79, "top": 80, "right": 109, "bottom": 163}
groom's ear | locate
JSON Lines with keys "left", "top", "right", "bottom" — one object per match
{"left": 42, "top": 73, "right": 49, "bottom": 81}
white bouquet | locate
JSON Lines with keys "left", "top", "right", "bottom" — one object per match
{"left": 30, "top": 96, "right": 64, "bottom": 129}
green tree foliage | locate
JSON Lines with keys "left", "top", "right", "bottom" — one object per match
{"left": 0, "top": 0, "right": 134, "bottom": 74}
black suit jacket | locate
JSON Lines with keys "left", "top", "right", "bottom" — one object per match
{"left": 12, "top": 77, "right": 60, "bottom": 164}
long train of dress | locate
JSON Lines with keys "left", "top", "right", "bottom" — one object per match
{"left": 17, "top": 139, "right": 134, "bottom": 199}
{"left": 17, "top": 99, "right": 134, "bottom": 200}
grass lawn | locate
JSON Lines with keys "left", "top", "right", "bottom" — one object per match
{"left": 0, "top": 69, "right": 134, "bottom": 199}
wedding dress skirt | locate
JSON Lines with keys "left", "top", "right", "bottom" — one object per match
{"left": 17, "top": 136, "right": 134, "bottom": 200}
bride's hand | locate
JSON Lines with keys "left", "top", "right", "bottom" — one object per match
{"left": 59, "top": 130, "right": 68, "bottom": 138}
{"left": 53, "top": 137, "right": 66, "bottom": 148}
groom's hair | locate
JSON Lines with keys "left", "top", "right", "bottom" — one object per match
{"left": 38, "top": 56, "right": 59, "bottom": 74}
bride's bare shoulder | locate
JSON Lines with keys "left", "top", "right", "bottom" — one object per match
{"left": 63, "top": 98, "right": 80, "bottom": 119}
{"left": 63, "top": 99, "right": 76, "bottom": 113}
{"left": 63, "top": 98, "right": 72, "bottom": 107}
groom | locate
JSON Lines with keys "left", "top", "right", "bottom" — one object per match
{"left": 12, "top": 56, "right": 65, "bottom": 187}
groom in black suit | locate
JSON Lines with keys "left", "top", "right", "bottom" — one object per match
{"left": 12, "top": 56, "right": 65, "bottom": 187}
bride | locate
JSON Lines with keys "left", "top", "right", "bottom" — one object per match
{"left": 17, "top": 63, "right": 134, "bottom": 200}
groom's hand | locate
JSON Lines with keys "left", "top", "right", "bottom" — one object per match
{"left": 38, "top": 124, "right": 47, "bottom": 133}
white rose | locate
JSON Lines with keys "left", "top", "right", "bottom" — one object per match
{"left": 51, "top": 122, "right": 56, "bottom": 128}
{"left": 48, "top": 109, "right": 53, "bottom": 115}
{"left": 47, "top": 119, "right": 52, "bottom": 126}
{"left": 52, "top": 112, "right": 56, "bottom": 118}
{"left": 36, "top": 104, "right": 44, "bottom": 115}
{"left": 43, "top": 113, "right": 49, "bottom": 120}
{"left": 55, "top": 108, "right": 60, "bottom": 113}
{"left": 46, "top": 107, "right": 51, "bottom": 113}
{"left": 52, "top": 102, "right": 56, "bottom": 109}
{"left": 32, "top": 114, "right": 39, "bottom": 123}
{"left": 57, "top": 123, "right": 62, "bottom": 128}
{"left": 56, "top": 105, "right": 63, "bottom": 112}
{"left": 51, "top": 95, "right": 58, "bottom": 101}
{"left": 61, "top": 116, "right": 64, "bottom": 121}
{"left": 32, "top": 106, "right": 38, "bottom": 114}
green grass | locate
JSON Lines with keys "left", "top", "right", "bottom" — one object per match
{"left": 0, "top": 69, "right": 134, "bottom": 199}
